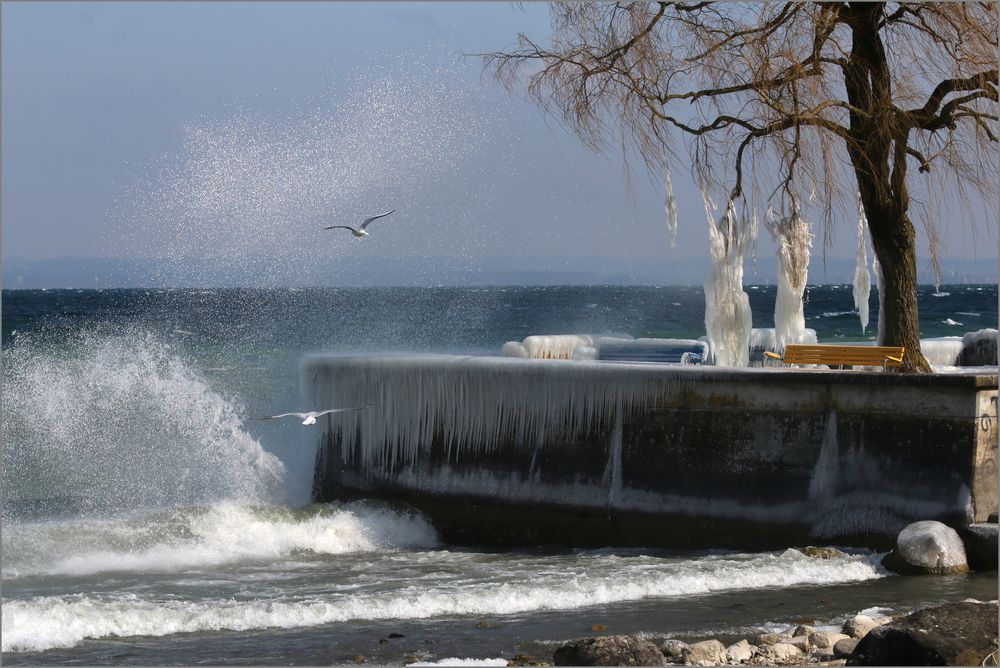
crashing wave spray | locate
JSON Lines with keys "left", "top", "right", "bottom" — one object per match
{"left": 1, "top": 330, "right": 285, "bottom": 516}
{"left": 703, "top": 196, "right": 752, "bottom": 367}
{"left": 853, "top": 197, "right": 872, "bottom": 334}
{"left": 112, "top": 62, "right": 496, "bottom": 286}
{"left": 766, "top": 196, "right": 812, "bottom": 351}
{"left": 664, "top": 169, "right": 678, "bottom": 246}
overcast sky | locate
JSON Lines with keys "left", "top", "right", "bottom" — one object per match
{"left": 3, "top": 2, "right": 995, "bottom": 285}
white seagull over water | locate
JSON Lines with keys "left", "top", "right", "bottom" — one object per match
{"left": 263, "top": 406, "right": 368, "bottom": 425}
{"left": 323, "top": 210, "right": 395, "bottom": 237}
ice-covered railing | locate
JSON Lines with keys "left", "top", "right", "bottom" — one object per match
{"left": 501, "top": 334, "right": 633, "bottom": 360}
{"left": 597, "top": 338, "right": 707, "bottom": 364}
{"left": 306, "top": 355, "right": 706, "bottom": 473}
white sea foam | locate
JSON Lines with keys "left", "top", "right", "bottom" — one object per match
{"left": 1, "top": 330, "right": 285, "bottom": 515}
{"left": 3, "top": 502, "right": 438, "bottom": 579}
{"left": 2, "top": 548, "right": 885, "bottom": 652}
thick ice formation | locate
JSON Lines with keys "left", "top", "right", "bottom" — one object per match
{"left": 920, "top": 337, "right": 964, "bottom": 367}
{"left": 767, "top": 200, "right": 812, "bottom": 351}
{"left": 522, "top": 335, "right": 596, "bottom": 360}
{"left": 501, "top": 341, "right": 528, "bottom": 358}
{"left": 895, "top": 520, "right": 968, "bottom": 573}
{"left": 852, "top": 201, "right": 872, "bottom": 333}
{"left": 307, "top": 354, "right": 697, "bottom": 472}
{"left": 664, "top": 170, "right": 678, "bottom": 247}
{"left": 958, "top": 329, "right": 998, "bottom": 366}
{"left": 748, "top": 328, "right": 818, "bottom": 355}
{"left": 873, "top": 253, "right": 886, "bottom": 345}
{"left": 504, "top": 335, "right": 634, "bottom": 360}
{"left": 704, "top": 199, "right": 752, "bottom": 367}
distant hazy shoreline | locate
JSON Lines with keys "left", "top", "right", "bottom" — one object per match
{"left": 4, "top": 255, "right": 997, "bottom": 289}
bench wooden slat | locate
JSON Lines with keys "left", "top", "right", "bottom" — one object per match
{"left": 767, "top": 344, "right": 904, "bottom": 367}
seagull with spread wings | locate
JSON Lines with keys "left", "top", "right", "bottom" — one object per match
{"left": 323, "top": 210, "right": 395, "bottom": 237}
{"left": 263, "top": 406, "right": 368, "bottom": 425}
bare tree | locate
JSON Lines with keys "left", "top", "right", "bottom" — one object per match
{"left": 484, "top": 2, "right": 998, "bottom": 371}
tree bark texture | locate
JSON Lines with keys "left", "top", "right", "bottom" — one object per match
{"left": 842, "top": 2, "right": 931, "bottom": 371}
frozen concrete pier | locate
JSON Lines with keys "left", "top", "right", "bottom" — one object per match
{"left": 306, "top": 354, "right": 998, "bottom": 550}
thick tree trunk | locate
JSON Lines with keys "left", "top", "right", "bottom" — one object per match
{"left": 842, "top": 2, "right": 931, "bottom": 372}
{"left": 859, "top": 194, "right": 932, "bottom": 371}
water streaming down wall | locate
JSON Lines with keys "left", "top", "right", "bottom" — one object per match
{"left": 306, "top": 354, "right": 997, "bottom": 549}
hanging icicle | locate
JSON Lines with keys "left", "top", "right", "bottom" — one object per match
{"left": 852, "top": 196, "right": 872, "bottom": 334}
{"left": 766, "top": 194, "right": 812, "bottom": 352}
{"left": 664, "top": 169, "right": 678, "bottom": 247}
{"left": 872, "top": 252, "right": 886, "bottom": 346}
{"left": 703, "top": 196, "right": 752, "bottom": 367}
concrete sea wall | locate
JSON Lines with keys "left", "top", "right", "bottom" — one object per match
{"left": 305, "top": 354, "right": 998, "bottom": 549}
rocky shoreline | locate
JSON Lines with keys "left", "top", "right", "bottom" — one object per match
{"left": 546, "top": 600, "right": 998, "bottom": 667}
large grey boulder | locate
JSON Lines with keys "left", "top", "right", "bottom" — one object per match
{"left": 659, "top": 639, "right": 689, "bottom": 662}
{"left": 725, "top": 639, "right": 754, "bottom": 663}
{"left": 683, "top": 639, "right": 726, "bottom": 665}
{"left": 553, "top": 635, "right": 667, "bottom": 666}
{"left": 809, "top": 631, "right": 849, "bottom": 650}
{"left": 768, "top": 643, "right": 803, "bottom": 663}
{"left": 833, "top": 638, "right": 860, "bottom": 659}
{"left": 881, "top": 521, "right": 969, "bottom": 575}
{"left": 846, "top": 601, "right": 998, "bottom": 666}
{"left": 842, "top": 614, "right": 880, "bottom": 639}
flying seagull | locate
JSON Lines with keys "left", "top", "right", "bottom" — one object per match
{"left": 323, "top": 210, "right": 395, "bottom": 237}
{"left": 263, "top": 406, "right": 369, "bottom": 425}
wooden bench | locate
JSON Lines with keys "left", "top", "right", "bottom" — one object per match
{"left": 764, "top": 344, "right": 905, "bottom": 370}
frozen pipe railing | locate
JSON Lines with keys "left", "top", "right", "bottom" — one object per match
{"left": 502, "top": 334, "right": 633, "bottom": 360}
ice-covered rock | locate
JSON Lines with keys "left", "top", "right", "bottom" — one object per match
{"left": 883, "top": 520, "right": 969, "bottom": 575}
{"left": 958, "top": 329, "right": 998, "bottom": 366}
{"left": 920, "top": 337, "right": 964, "bottom": 367}
{"left": 571, "top": 346, "right": 598, "bottom": 361}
